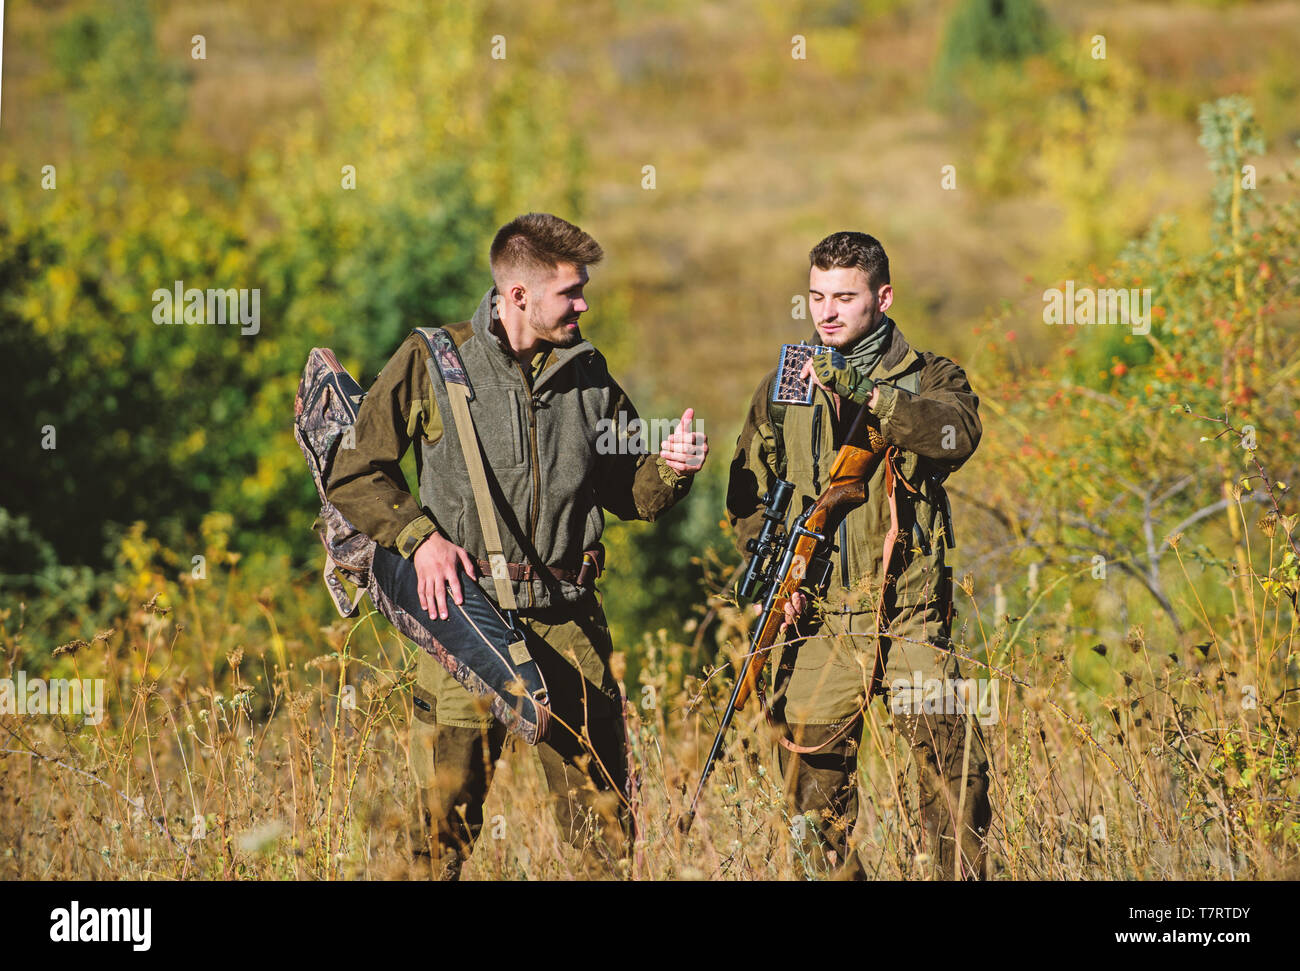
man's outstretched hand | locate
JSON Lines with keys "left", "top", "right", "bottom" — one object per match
{"left": 661, "top": 407, "right": 709, "bottom": 474}
{"left": 412, "top": 532, "right": 478, "bottom": 621}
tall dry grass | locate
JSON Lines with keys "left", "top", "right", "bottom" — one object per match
{"left": 2, "top": 483, "right": 1296, "bottom": 880}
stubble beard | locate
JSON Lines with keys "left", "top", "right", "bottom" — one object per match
{"left": 820, "top": 307, "right": 881, "bottom": 351}
{"left": 531, "top": 304, "right": 582, "bottom": 348}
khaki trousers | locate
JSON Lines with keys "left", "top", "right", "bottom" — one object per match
{"left": 773, "top": 595, "right": 993, "bottom": 879}
{"left": 407, "top": 595, "right": 629, "bottom": 879}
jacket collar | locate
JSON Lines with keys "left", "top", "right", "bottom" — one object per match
{"left": 471, "top": 287, "right": 595, "bottom": 389}
{"left": 872, "top": 315, "right": 924, "bottom": 382}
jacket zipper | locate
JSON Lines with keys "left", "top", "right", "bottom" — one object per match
{"left": 515, "top": 361, "right": 542, "bottom": 609}
{"left": 811, "top": 403, "right": 823, "bottom": 496}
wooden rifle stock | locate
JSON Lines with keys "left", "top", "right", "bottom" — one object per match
{"left": 732, "top": 417, "right": 887, "bottom": 710}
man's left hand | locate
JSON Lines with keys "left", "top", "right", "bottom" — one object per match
{"left": 802, "top": 352, "right": 879, "bottom": 409}
{"left": 661, "top": 407, "right": 709, "bottom": 473}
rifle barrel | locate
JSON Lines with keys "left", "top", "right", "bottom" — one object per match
{"left": 681, "top": 580, "right": 783, "bottom": 834}
{"left": 681, "top": 652, "right": 748, "bottom": 834}
{"left": 681, "top": 400, "right": 883, "bottom": 836}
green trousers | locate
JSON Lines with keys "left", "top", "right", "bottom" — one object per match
{"left": 406, "top": 595, "right": 629, "bottom": 879}
{"left": 773, "top": 594, "right": 993, "bottom": 880}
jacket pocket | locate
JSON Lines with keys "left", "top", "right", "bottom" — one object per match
{"left": 477, "top": 388, "right": 527, "bottom": 470}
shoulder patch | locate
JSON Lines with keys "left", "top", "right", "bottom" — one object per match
{"left": 413, "top": 327, "right": 474, "bottom": 399}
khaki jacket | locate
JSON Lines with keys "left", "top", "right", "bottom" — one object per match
{"left": 726, "top": 317, "right": 981, "bottom": 614}
{"left": 328, "top": 288, "right": 692, "bottom": 609}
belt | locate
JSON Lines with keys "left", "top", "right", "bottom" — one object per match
{"left": 476, "top": 547, "right": 604, "bottom": 588}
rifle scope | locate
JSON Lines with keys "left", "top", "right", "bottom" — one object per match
{"left": 737, "top": 479, "right": 793, "bottom": 601}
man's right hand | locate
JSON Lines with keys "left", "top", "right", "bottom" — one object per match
{"left": 412, "top": 533, "right": 479, "bottom": 621}
{"left": 752, "top": 590, "right": 808, "bottom": 634}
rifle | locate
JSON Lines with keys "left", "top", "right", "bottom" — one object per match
{"left": 681, "top": 402, "right": 888, "bottom": 834}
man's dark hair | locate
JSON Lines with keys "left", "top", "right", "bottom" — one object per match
{"left": 809, "top": 231, "right": 890, "bottom": 292}
{"left": 490, "top": 213, "right": 604, "bottom": 287}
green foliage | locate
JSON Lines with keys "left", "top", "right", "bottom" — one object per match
{"left": 0, "top": 0, "right": 584, "bottom": 581}
{"left": 1197, "top": 96, "right": 1267, "bottom": 239}
{"left": 933, "top": 0, "right": 1055, "bottom": 98}
{"left": 979, "top": 93, "right": 1299, "bottom": 648}
{"left": 600, "top": 459, "right": 729, "bottom": 655}
{"left": 54, "top": 0, "right": 187, "bottom": 157}
{"left": 941, "top": 24, "right": 1146, "bottom": 269}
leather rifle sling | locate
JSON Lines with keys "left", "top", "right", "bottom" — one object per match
{"left": 774, "top": 371, "right": 930, "bottom": 755}
{"left": 771, "top": 444, "right": 907, "bottom": 756}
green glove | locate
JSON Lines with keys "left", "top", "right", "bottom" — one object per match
{"left": 811, "top": 349, "right": 876, "bottom": 404}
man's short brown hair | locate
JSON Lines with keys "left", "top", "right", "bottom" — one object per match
{"left": 490, "top": 213, "right": 604, "bottom": 288}
{"left": 809, "top": 231, "right": 890, "bottom": 292}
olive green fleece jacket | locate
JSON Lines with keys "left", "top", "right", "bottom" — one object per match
{"left": 327, "top": 288, "right": 693, "bottom": 609}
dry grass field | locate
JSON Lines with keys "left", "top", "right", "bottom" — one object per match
{"left": 3, "top": 0, "right": 1299, "bottom": 880}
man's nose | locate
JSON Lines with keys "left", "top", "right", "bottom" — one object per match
{"left": 573, "top": 297, "right": 589, "bottom": 314}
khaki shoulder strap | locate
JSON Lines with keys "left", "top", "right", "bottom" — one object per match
{"left": 413, "top": 327, "right": 520, "bottom": 618}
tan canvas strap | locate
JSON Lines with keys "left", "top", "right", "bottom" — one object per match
{"left": 443, "top": 373, "right": 518, "bottom": 613}
{"left": 413, "top": 326, "right": 520, "bottom": 615}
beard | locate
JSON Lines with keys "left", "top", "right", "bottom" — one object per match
{"left": 818, "top": 308, "right": 881, "bottom": 350}
{"left": 817, "top": 323, "right": 862, "bottom": 350}
{"left": 530, "top": 304, "right": 583, "bottom": 347}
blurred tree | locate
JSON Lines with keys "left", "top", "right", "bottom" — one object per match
{"left": 974, "top": 96, "right": 1297, "bottom": 657}
{"left": 1, "top": 0, "right": 586, "bottom": 576}
{"left": 933, "top": 0, "right": 1055, "bottom": 101}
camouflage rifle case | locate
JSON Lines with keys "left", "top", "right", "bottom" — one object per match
{"left": 293, "top": 346, "right": 549, "bottom": 744}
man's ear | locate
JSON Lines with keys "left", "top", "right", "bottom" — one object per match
{"left": 876, "top": 283, "right": 894, "bottom": 315}
{"left": 509, "top": 282, "right": 529, "bottom": 311}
